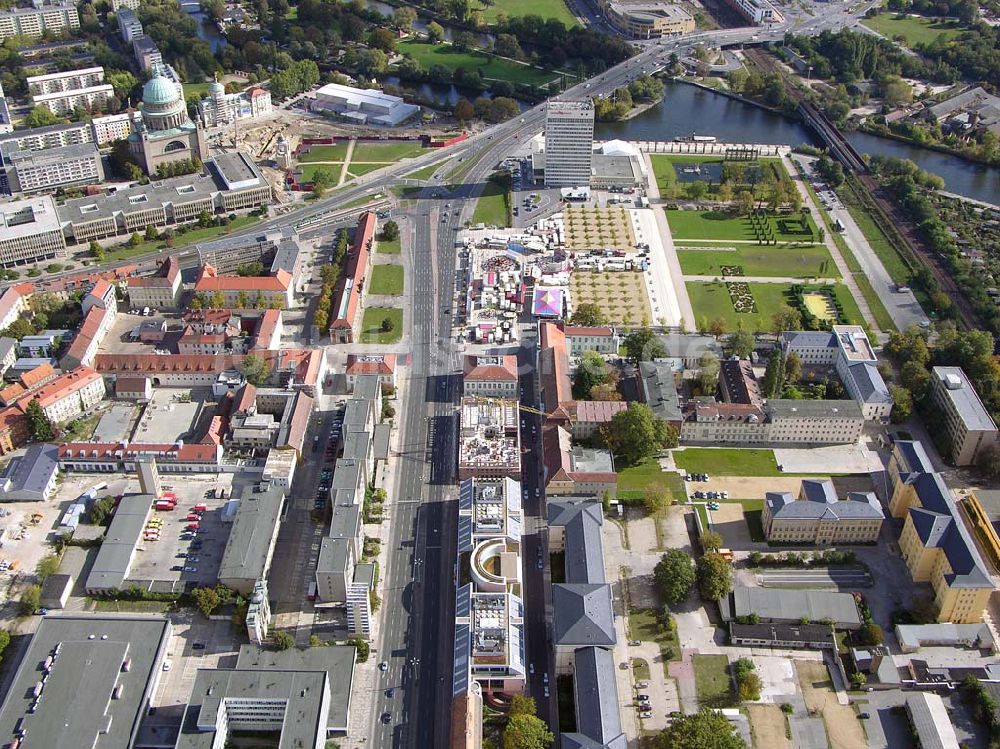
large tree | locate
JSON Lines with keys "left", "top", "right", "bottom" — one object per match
{"left": 24, "top": 399, "right": 54, "bottom": 441}
{"left": 570, "top": 303, "right": 608, "bottom": 327}
{"left": 623, "top": 327, "right": 666, "bottom": 367}
{"left": 572, "top": 351, "right": 609, "bottom": 400}
{"left": 242, "top": 353, "right": 270, "bottom": 386}
{"left": 654, "top": 709, "right": 747, "bottom": 749}
{"left": 696, "top": 552, "right": 733, "bottom": 601}
{"left": 602, "top": 403, "right": 677, "bottom": 466}
{"left": 504, "top": 694, "right": 553, "bottom": 749}
{"left": 726, "top": 330, "right": 755, "bottom": 359}
{"left": 654, "top": 549, "right": 695, "bottom": 606}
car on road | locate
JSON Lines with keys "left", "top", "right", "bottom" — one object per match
{"left": 171, "top": 565, "right": 184, "bottom": 572}
{"left": 162, "top": 661, "right": 172, "bottom": 671}
{"left": 529, "top": 663, "right": 535, "bottom": 675}
{"left": 628, "top": 640, "right": 641, "bottom": 646}
{"left": 543, "top": 673, "right": 548, "bottom": 684}
{"left": 193, "top": 643, "right": 206, "bottom": 650}
{"left": 386, "top": 688, "right": 395, "bottom": 698}
{"left": 637, "top": 694, "right": 650, "bottom": 702}
{"left": 379, "top": 661, "right": 389, "bottom": 671}
{"left": 636, "top": 681, "right": 649, "bottom": 689}
{"left": 543, "top": 686, "right": 550, "bottom": 698}
{"left": 536, "top": 559, "right": 543, "bottom": 570}
{"left": 857, "top": 713, "right": 869, "bottom": 720}
{"left": 381, "top": 713, "right": 392, "bottom": 725}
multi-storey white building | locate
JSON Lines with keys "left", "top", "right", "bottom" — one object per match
{"left": 0, "top": 196, "right": 66, "bottom": 266}
{"left": 463, "top": 355, "right": 519, "bottom": 398}
{"left": 27, "top": 67, "right": 105, "bottom": 96}
{"left": 245, "top": 579, "right": 270, "bottom": 645}
{"left": 91, "top": 111, "right": 141, "bottom": 144}
{"left": 116, "top": 8, "right": 142, "bottom": 42}
{"left": 110, "top": 0, "right": 141, "bottom": 10}
{"left": 0, "top": 120, "right": 92, "bottom": 152}
{"left": 0, "top": 80, "right": 11, "bottom": 135}
{"left": 132, "top": 35, "right": 162, "bottom": 72}
{"left": 198, "top": 78, "right": 273, "bottom": 128}
{"left": 543, "top": 99, "right": 594, "bottom": 186}
{"left": 4, "top": 141, "right": 104, "bottom": 194}
{"left": 0, "top": 1, "right": 79, "bottom": 41}
{"left": 347, "top": 563, "right": 374, "bottom": 638}
{"left": 724, "top": 0, "right": 783, "bottom": 24}
{"left": 24, "top": 366, "right": 106, "bottom": 424}
{"left": 563, "top": 324, "right": 619, "bottom": 355}
{"left": 31, "top": 83, "right": 114, "bottom": 116}
{"left": 931, "top": 367, "right": 999, "bottom": 466}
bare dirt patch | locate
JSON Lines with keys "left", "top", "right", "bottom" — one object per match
{"left": 747, "top": 704, "right": 791, "bottom": 749}
{"left": 795, "top": 659, "right": 866, "bottom": 749}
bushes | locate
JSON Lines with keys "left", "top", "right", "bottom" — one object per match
{"left": 960, "top": 675, "right": 1000, "bottom": 745}
{"left": 747, "top": 550, "right": 857, "bottom": 567}
{"left": 733, "top": 657, "right": 762, "bottom": 701}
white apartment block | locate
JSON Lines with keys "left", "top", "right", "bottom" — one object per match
{"left": 0, "top": 121, "right": 92, "bottom": 152}
{"left": 931, "top": 367, "right": 1000, "bottom": 466}
{"left": 0, "top": 2, "right": 79, "bottom": 41}
{"left": 0, "top": 196, "right": 66, "bottom": 266}
{"left": 116, "top": 8, "right": 142, "bottom": 42}
{"left": 31, "top": 84, "right": 114, "bottom": 116}
{"left": 32, "top": 368, "right": 107, "bottom": 424}
{"left": 245, "top": 579, "right": 270, "bottom": 645}
{"left": 110, "top": 0, "right": 141, "bottom": 10}
{"left": 27, "top": 67, "right": 105, "bottom": 97}
{"left": 725, "top": 0, "right": 782, "bottom": 24}
{"left": 543, "top": 99, "right": 594, "bottom": 187}
{"left": 6, "top": 142, "right": 104, "bottom": 194}
{"left": 0, "top": 81, "right": 11, "bottom": 135}
{"left": 91, "top": 111, "right": 140, "bottom": 144}
{"left": 132, "top": 36, "right": 162, "bottom": 72}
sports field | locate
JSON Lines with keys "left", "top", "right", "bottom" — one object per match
{"left": 677, "top": 245, "right": 837, "bottom": 278}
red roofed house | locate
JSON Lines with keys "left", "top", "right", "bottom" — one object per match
{"left": 177, "top": 326, "right": 230, "bottom": 355}
{"left": 0, "top": 287, "right": 26, "bottom": 332}
{"left": 0, "top": 407, "right": 28, "bottom": 455}
{"left": 0, "top": 383, "right": 25, "bottom": 407}
{"left": 57, "top": 441, "right": 223, "bottom": 472}
{"left": 251, "top": 309, "right": 283, "bottom": 351}
{"left": 17, "top": 366, "right": 106, "bottom": 425}
{"left": 462, "top": 355, "right": 518, "bottom": 398}
{"left": 82, "top": 278, "right": 117, "bottom": 316}
{"left": 127, "top": 256, "right": 182, "bottom": 310}
{"left": 115, "top": 376, "right": 152, "bottom": 401}
{"left": 61, "top": 306, "right": 111, "bottom": 370}
{"left": 18, "top": 362, "right": 56, "bottom": 390}
{"left": 346, "top": 354, "right": 397, "bottom": 391}
{"left": 541, "top": 424, "right": 617, "bottom": 497}
{"left": 329, "top": 211, "right": 377, "bottom": 344}
{"left": 194, "top": 264, "right": 293, "bottom": 309}
{"left": 565, "top": 400, "right": 628, "bottom": 439}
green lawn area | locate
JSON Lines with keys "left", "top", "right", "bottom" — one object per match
{"left": 298, "top": 143, "right": 350, "bottom": 162}
{"left": 861, "top": 13, "right": 963, "bottom": 47}
{"left": 359, "top": 307, "right": 403, "bottom": 343}
{"left": 397, "top": 40, "right": 560, "bottom": 86}
{"left": 475, "top": 0, "right": 578, "bottom": 25}
{"left": 405, "top": 162, "right": 444, "bottom": 181}
{"left": 628, "top": 609, "right": 680, "bottom": 668}
{"left": 347, "top": 162, "right": 392, "bottom": 177}
{"left": 617, "top": 459, "right": 685, "bottom": 502}
{"left": 91, "top": 599, "right": 173, "bottom": 613}
{"left": 677, "top": 244, "right": 837, "bottom": 279}
{"left": 675, "top": 448, "right": 780, "bottom": 477}
{"left": 686, "top": 281, "right": 864, "bottom": 332}
{"left": 352, "top": 141, "right": 430, "bottom": 162}
{"left": 667, "top": 209, "right": 819, "bottom": 243}
{"left": 650, "top": 156, "right": 790, "bottom": 192}
{"left": 184, "top": 81, "right": 211, "bottom": 98}
{"left": 471, "top": 179, "right": 510, "bottom": 227}
{"left": 377, "top": 237, "right": 401, "bottom": 254}
{"left": 297, "top": 163, "right": 342, "bottom": 184}
{"left": 692, "top": 654, "right": 733, "bottom": 708}
{"left": 632, "top": 658, "right": 651, "bottom": 682}
{"left": 105, "top": 214, "right": 260, "bottom": 263}
{"left": 369, "top": 264, "right": 404, "bottom": 296}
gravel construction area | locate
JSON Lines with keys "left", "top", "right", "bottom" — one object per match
{"left": 795, "top": 660, "right": 866, "bottom": 749}
{"left": 747, "top": 704, "right": 792, "bottom": 749}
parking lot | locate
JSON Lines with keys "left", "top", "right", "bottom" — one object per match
{"left": 127, "top": 474, "right": 240, "bottom": 590}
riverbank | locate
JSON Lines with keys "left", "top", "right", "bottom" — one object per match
{"left": 677, "top": 77, "right": 785, "bottom": 115}
{"left": 857, "top": 122, "right": 1000, "bottom": 170}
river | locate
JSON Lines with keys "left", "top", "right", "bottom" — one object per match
{"left": 596, "top": 81, "right": 1000, "bottom": 204}
{"left": 180, "top": 1, "right": 228, "bottom": 53}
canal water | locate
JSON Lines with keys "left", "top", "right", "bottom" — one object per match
{"left": 596, "top": 81, "right": 1000, "bottom": 204}
{"left": 180, "top": 1, "right": 228, "bottom": 53}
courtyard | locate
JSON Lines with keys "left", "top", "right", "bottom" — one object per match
{"left": 570, "top": 271, "right": 651, "bottom": 325}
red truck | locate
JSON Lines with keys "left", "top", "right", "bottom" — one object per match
{"left": 154, "top": 501, "right": 175, "bottom": 511}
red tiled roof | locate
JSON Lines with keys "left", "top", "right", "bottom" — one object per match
{"left": 0, "top": 383, "right": 25, "bottom": 406}
{"left": 18, "top": 363, "right": 55, "bottom": 390}
{"left": 94, "top": 349, "right": 322, "bottom": 387}
{"left": 17, "top": 366, "right": 102, "bottom": 411}
{"left": 569, "top": 400, "right": 627, "bottom": 424}
{"left": 0, "top": 288, "right": 23, "bottom": 322}
{"left": 58, "top": 441, "right": 221, "bottom": 463}
{"left": 563, "top": 325, "right": 615, "bottom": 337}
{"left": 88, "top": 278, "right": 113, "bottom": 302}
{"left": 330, "top": 212, "right": 376, "bottom": 331}
{"left": 252, "top": 309, "right": 281, "bottom": 350}
{"left": 195, "top": 264, "right": 291, "bottom": 293}
{"left": 463, "top": 355, "right": 518, "bottom": 382}
{"left": 0, "top": 405, "right": 26, "bottom": 435}
{"left": 184, "top": 309, "right": 234, "bottom": 326}
{"left": 130, "top": 256, "right": 180, "bottom": 288}
{"left": 62, "top": 306, "right": 107, "bottom": 365}
{"left": 233, "top": 383, "right": 256, "bottom": 414}
{"left": 281, "top": 391, "right": 313, "bottom": 452}
{"left": 115, "top": 377, "right": 149, "bottom": 394}
{"left": 346, "top": 354, "right": 396, "bottom": 376}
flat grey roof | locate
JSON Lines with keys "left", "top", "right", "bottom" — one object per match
{"left": 342, "top": 429, "right": 370, "bottom": 463}
{"left": 235, "top": 644, "right": 355, "bottom": 731}
{"left": 329, "top": 498, "right": 361, "bottom": 541}
{"left": 906, "top": 692, "right": 960, "bottom": 749}
{"left": 342, "top": 398, "right": 371, "bottom": 432}
{"left": 933, "top": 367, "right": 997, "bottom": 432}
{"left": 549, "top": 500, "right": 606, "bottom": 585}
{"left": 0, "top": 442, "right": 58, "bottom": 499}
{"left": 0, "top": 614, "right": 171, "bottom": 749}
{"left": 218, "top": 485, "right": 284, "bottom": 584}
{"left": 353, "top": 373, "right": 381, "bottom": 401}
{"left": 766, "top": 398, "right": 863, "bottom": 419}
{"left": 316, "top": 536, "right": 350, "bottom": 575}
{"left": 209, "top": 151, "right": 264, "bottom": 189}
{"left": 85, "top": 494, "right": 152, "bottom": 591}
{"left": 730, "top": 622, "right": 837, "bottom": 646}
{"left": 373, "top": 422, "right": 391, "bottom": 460}
{"left": 6, "top": 140, "right": 99, "bottom": 165}
{"left": 721, "top": 586, "right": 862, "bottom": 628}
{"left": 176, "top": 669, "right": 327, "bottom": 749}
{"left": 895, "top": 623, "right": 994, "bottom": 651}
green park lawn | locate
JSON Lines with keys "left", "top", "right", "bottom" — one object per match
{"left": 105, "top": 215, "right": 260, "bottom": 263}
{"left": 617, "top": 459, "right": 686, "bottom": 502}
{"left": 471, "top": 179, "right": 510, "bottom": 227}
{"left": 369, "top": 264, "right": 404, "bottom": 296}
{"left": 650, "top": 155, "right": 791, "bottom": 193}
{"left": 474, "top": 0, "right": 578, "bottom": 25}
{"left": 352, "top": 141, "right": 430, "bottom": 162}
{"left": 677, "top": 244, "right": 837, "bottom": 279}
{"left": 298, "top": 143, "right": 350, "bottom": 162}
{"left": 347, "top": 162, "right": 392, "bottom": 177}
{"left": 184, "top": 81, "right": 212, "bottom": 98}
{"left": 397, "top": 40, "right": 560, "bottom": 86}
{"left": 861, "top": 13, "right": 963, "bottom": 47}
{"left": 692, "top": 655, "right": 733, "bottom": 708}
{"left": 406, "top": 162, "right": 444, "bottom": 181}
{"left": 377, "top": 237, "right": 401, "bottom": 254}
{"left": 297, "top": 163, "right": 341, "bottom": 185}
{"left": 359, "top": 307, "right": 403, "bottom": 343}
{"left": 686, "top": 281, "right": 864, "bottom": 332}
{"left": 666, "top": 209, "right": 819, "bottom": 243}
{"left": 674, "top": 448, "right": 780, "bottom": 477}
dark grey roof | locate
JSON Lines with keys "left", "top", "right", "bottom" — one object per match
{"left": 846, "top": 361, "right": 891, "bottom": 403}
{"left": 316, "top": 537, "right": 350, "bottom": 575}
{"left": 333, "top": 458, "right": 364, "bottom": 493}
{"left": 909, "top": 472, "right": 992, "bottom": 588}
{"left": 655, "top": 333, "right": 722, "bottom": 360}
{"left": 218, "top": 485, "right": 284, "bottom": 584}
{"left": 552, "top": 584, "right": 616, "bottom": 647}
{"left": 767, "top": 483, "right": 883, "bottom": 521}
{"left": 0, "top": 442, "right": 58, "bottom": 500}
{"left": 0, "top": 336, "right": 17, "bottom": 362}
{"left": 85, "top": 494, "right": 154, "bottom": 591}
{"left": 269, "top": 236, "right": 301, "bottom": 276}
{"left": 638, "top": 361, "right": 682, "bottom": 422}
{"left": 720, "top": 586, "right": 862, "bottom": 628}
{"left": 547, "top": 499, "right": 605, "bottom": 584}
{"left": 353, "top": 373, "right": 381, "bottom": 401}
{"left": 905, "top": 692, "right": 961, "bottom": 749}
{"left": 765, "top": 398, "right": 864, "bottom": 419}
{"left": 342, "top": 398, "right": 372, "bottom": 433}
{"left": 0, "top": 614, "right": 171, "bottom": 749}
{"left": 800, "top": 479, "right": 838, "bottom": 504}
{"left": 730, "top": 622, "right": 836, "bottom": 647}
{"left": 373, "top": 422, "right": 391, "bottom": 460}
{"left": 894, "top": 440, "right": 934, "bottom": 476}
{"left": 235, "top": 644, "right": 355, "bottom": 731}
{"left": 176, "top": 669, "right": 328, "bottom": 748}
{"left": 782, "top": 330, "right": 836, "bottom": 349}
{"left": 341, "top": 430, "right": 370, "bottom": 463}
{"left": 571, "top": 646, "right": 625, "bottom": 748}
{"left": 353, "top": 562, "right": 375, "bottom": 587}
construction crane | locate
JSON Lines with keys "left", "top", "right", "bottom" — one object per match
{"left": 463, "top": 394, "right": 555, "bottom": 420}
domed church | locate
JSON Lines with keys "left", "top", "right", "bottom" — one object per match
{"left": 129, "top": 73, "right": 207, "bottom": 175}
